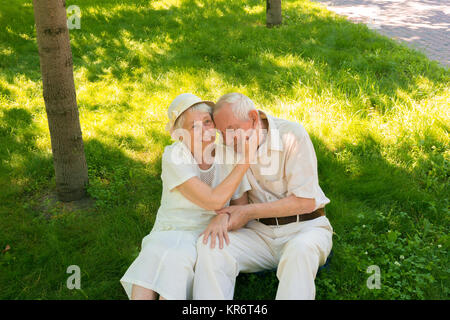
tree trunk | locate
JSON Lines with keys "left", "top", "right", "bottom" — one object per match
{"left": 33, "top": 0, "right": 88, "bottom": 202}
{"left": 266, "top": 0, "right": 282, "bottom": 27}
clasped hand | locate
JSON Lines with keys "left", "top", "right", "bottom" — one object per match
{"left": 201, "top": 205, "right": 251, "bottom": 249}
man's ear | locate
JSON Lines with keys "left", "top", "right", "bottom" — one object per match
{"left": 248, "top": 109, "right": 259, "bottom": 127}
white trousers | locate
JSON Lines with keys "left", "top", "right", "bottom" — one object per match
{"left": 193, "top": 216, "right": 333, "bottom": 300}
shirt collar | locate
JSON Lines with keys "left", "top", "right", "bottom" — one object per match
{"left": 258, "top": 110, "right": 283, "bottom": 152}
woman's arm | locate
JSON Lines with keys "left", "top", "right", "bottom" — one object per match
{"left": 176, "top": 135, "right": 255, "bottom": 211}
{"left": 176, "top": 163, "right": 249, "bottom": 211}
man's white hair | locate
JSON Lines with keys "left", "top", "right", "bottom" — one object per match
{"left": 173, "top": 103, "right": 212, "bottom": 130}
{"left": 214, "top": 92, "right": 256, "bottom": 121}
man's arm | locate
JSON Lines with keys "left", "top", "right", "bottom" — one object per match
{"left": 245, "top": 194, "right": 315, "bottom": 220}
{"left": 217, "top": 124, "right": 322, "bottom": 230}
{"left": 216, "top": 195, "right": 316, "bottom": 230}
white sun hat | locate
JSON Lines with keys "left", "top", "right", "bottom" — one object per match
{"left": 165, "top": 93, "right": 215, "bottom": 133}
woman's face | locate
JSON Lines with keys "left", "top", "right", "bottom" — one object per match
{"left": 182, "top": 110, "right": 216, "bottom": 153}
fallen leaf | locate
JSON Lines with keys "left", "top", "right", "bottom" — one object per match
{"left": 2, "top": 244, "right": 11, "bottom": 253}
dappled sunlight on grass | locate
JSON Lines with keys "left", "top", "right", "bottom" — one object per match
{"left": 151, "top": 0, "right": 184, "bottom": 10}
{"left": 243, "top": 2, "right": 265, "bottom": 15}
{"left": 0, "top": 0, "right": 448, "bottom": 299}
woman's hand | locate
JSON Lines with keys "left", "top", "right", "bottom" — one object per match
{"left": 201, "top": 213, "right": 230, "bottom": 249}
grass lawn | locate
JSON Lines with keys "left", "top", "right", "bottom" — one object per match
{"left": 0, "top": 0, "right": 449, "bottom": 299}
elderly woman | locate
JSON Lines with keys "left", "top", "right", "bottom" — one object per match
{"left": 120, "top": 93, "right": 253, "bottom": 300}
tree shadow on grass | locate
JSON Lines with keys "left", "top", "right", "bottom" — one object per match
{"left": 1, "top": 0, "right": 448, "bottom": 114}
{"left": 65, "top": 0, "right": 449, "bottom": 113}
{"left": 1, "top": 0, "right": 448, "bottom": 299}
{"left": 0, "top": 107, "right": 54, "bottom": 203}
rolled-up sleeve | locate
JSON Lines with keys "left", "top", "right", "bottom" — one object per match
{"left": 284, "top": 128, "right": 330, "bottom": 210}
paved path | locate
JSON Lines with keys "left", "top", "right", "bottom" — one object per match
{"left": 315, "top": 0, "right": 450, "bottom": 67}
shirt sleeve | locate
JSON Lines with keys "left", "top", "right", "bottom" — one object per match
{"left": 284, "top": 127, "right": 327, "bottom": 209}
{"left": 231, "top": 171, "right": 252, "bottom": 200}
{"left": 161, "top": 144, "right": 198, "bottom": 191}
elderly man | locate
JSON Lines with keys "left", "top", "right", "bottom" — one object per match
{"left": 193, "top": 92, "right": 333, "bottom": 300}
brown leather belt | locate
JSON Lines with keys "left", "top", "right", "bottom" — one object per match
{"left": 258, "top": 208, "right": 325, "bottom": 226}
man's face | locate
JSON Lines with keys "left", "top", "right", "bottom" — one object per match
{"left": 213, "top": 103, "right": 254, "bottom": 153}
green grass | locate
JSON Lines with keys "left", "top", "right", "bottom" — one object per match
{"left": 0, "top": 0, "right": 449, "bottom": 299}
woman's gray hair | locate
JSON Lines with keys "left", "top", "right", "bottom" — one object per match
{"left": 214, "top": 92, "right": 256, "bottom": 121}
{"left": 173, "top": 102, "right": 213, "bottom": 130}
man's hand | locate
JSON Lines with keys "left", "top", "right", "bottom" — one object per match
{"left": 200, "top": 213, "right": 230, "bottom": 249}
{"left": 216, "top": 205, "right": 252, "bottom": 231}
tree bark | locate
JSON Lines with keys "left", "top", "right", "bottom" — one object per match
{"left": 266, "top": 0, "right": 282, "bottom": 27}
{"left": 33, "top": 0, "right": 88, "bottom": 202}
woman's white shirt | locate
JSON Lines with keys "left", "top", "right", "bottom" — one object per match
{"left": 151, "top": 141, "right": 251, "bottom": 233}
